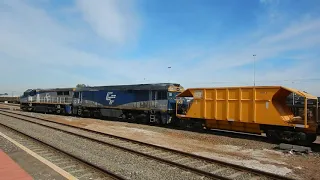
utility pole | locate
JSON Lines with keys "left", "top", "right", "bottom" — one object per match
{"left": 292, "top": 82, "right": 295, "bottom": 105}
{"left": 253, "top": 55, "right": 256, "bottom": 87}
{"left": 293, "top": 93, "right": 295, "bottom": 105}
{"left": 168, "top": 66, "right": 171, "bottom": 83}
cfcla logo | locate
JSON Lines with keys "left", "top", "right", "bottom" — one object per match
{"left": 106, "top": 92, "right": 116, "bottom": 105}
{"left": 45, "top": 93, "right": 51, "bottom": 101}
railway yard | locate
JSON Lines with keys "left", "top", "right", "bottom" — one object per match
{"left": 2, "top": 0, "right": 320, "bottom": 179}
{"left": 0, "top": 103, "right": 319, "bottom": 180}
{"left": 3, "top": 0, "right": 320, "bottom": 179}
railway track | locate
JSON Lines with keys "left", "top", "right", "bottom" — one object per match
{"left": 0, "top": 102, "right": 20, "bottom": 106}
{"left": 0, "top": 109, "right": 295, "bottom": 180}
{"left": 0, "top": 123, "right": 124, "bottom": 180}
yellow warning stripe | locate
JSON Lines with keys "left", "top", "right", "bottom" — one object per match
{"left": 0, "top": 132, "right": 78, "bottom": 180}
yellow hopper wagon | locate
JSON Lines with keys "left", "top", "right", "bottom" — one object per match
{"left": 176, "top": 86, "right": 319, "bottom": 145}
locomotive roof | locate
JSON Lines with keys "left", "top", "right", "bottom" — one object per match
{"left": 76, "top": 83, "right": 182, "bottom": 91}
{"left": 25, "top": 87, "right": 74, "bottom": 93}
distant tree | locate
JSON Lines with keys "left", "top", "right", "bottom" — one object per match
{"left": 0, "top": 93, "right": 8, "bottom": 96}
{"left": 76, "top": 84, "right": 88, "bottom": 88}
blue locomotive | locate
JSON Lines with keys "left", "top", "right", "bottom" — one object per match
{"left": 20, "top": 83, "right": 185, "bottom": 125}
{"left": 20, "top": 88, "right": 74, "bottom": 114}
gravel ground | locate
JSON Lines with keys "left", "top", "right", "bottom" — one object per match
{"left": 7, "top": 110, "right": 320, "bottom": 180}
{"left": 0, "top": 104, "right": 20, "bottom": 111}
{"left": 0, "top": 114, "right": 212, "bottom": 180}
{"left": 0, "top": 112, "right": 287, "bottom": 180}
{"left": 0, "top": 132, "right": 66, "bottom": 180}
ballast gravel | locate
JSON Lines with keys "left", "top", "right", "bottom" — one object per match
{"left": 0, "top": 130, "right": 66, "bottom": 180}
{"left": 4, "top": 110, "right": 320, "bottom": 180}
{"left": 0, "top": 135, "right": 21, "bottom": 153}
{"left": 0, "top": 115, "right": 211, "bottom": 180}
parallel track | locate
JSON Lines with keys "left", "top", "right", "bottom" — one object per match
{"left": 0, "top": 121, "right": 125, "bottom": 180}
{"left": 0, "top": 102, "right": 20, "bottom": 106}
{"left": 0, "top": 109, "right": 295, "bottom": 180}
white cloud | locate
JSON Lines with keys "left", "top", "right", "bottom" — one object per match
{"left": 164, "top": 17, "right": 320, "bottom": 95}
{"left": 0, "top": 0, "right": 139, "bottom": 92}
{"left": 205, "top": 18, "right": 320, "bottom": 69}
{"left": 75, "top": 0, "right": 139, "bottom": 45}
{"left": 259, "top": 19, "right": 320, "bottom": 44}
{"left": 0, "top": 0, "right": 319, "bottom": 97}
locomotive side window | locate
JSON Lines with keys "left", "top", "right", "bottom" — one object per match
{"left": 158, "top": 91, "right": 167, "bottom": 100}
{"left": 23, "top": 92, "right": 29, "bottom": 97}
{"left": 57, "top": 91, "right": 70, "bottom": 96}
{"left": 30, "top": 90, "right": 36, "bottom": 96}
{"left": 152, "top": 90, "right": 157, "bottom": 100}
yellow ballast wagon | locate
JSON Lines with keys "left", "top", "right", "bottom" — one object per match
{"left": 176, "top": 86, "right": 318, "bottom": 145}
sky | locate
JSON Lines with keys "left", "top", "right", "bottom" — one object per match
{"left": 0, "top": 0, "right": 320, "bottom": 96}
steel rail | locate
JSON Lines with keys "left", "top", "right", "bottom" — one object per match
{"left": 0, "top": 122, "right": 126, "bottom": 180}
{"left": 0, "top": 109, "right": 295, "bottom": 180}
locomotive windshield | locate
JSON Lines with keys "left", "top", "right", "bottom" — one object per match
{"left": 21, "top": 89, "right": 35, "bottom": 98}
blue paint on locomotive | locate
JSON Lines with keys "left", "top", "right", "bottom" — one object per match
{"left": 75, "top": 83, "right": 183, "bottom": 113}
{"left": 65, "top": 105, "right": 72, "bottom": 114}
{"left": 81, "top": 90, "right": 139, "bottom": 106}
{"left": 167, "top": 92, "right": 179, "bottom": 111}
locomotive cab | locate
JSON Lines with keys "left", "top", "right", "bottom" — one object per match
{"left": 167, "top": 92, "right": 182, "bottom": 112}
{"left": 20, "top": 89, "right": 35, "bottom": 111}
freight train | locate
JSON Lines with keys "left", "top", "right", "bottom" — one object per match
{"left": 20, "top": 83, "right": 319, "bottom": 145}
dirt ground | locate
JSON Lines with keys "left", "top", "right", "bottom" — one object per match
{"left": 3, "top": 107, "right": 320, "bottom": 180}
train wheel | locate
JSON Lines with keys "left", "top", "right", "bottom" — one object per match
{"left": 93, "top": 110, "right": 101, "bottom": 119}
{"left": 307, "top": 134, "right": 317, "bottom": 143}
{"left": 140, "top": 117, "right": 148, "bottom": 124}
{"left": 136, "top": 114, "right": 148, "bottom": 124}
{"left": 266, "top": 130, "right": 281, "bottom": 143}
{"left": 56, "top": 107, "right": 61, "bottom": 114}
{"left": 155, "top": 114, "right": 162, "bottom": 125}
{"left": 77, "top": 108, "right": 82, "bottom": 116}
{"left": 56, "top": 105, "right": 61, "bottom": 114}
{"left": 118, "top": 114, "right": 126, "bottom": 121}
{"left": 127, "top": 113, "right": 136, "bottom": 123}
{"left": 297, "top": 134, "right": 317, "bottom": 146}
